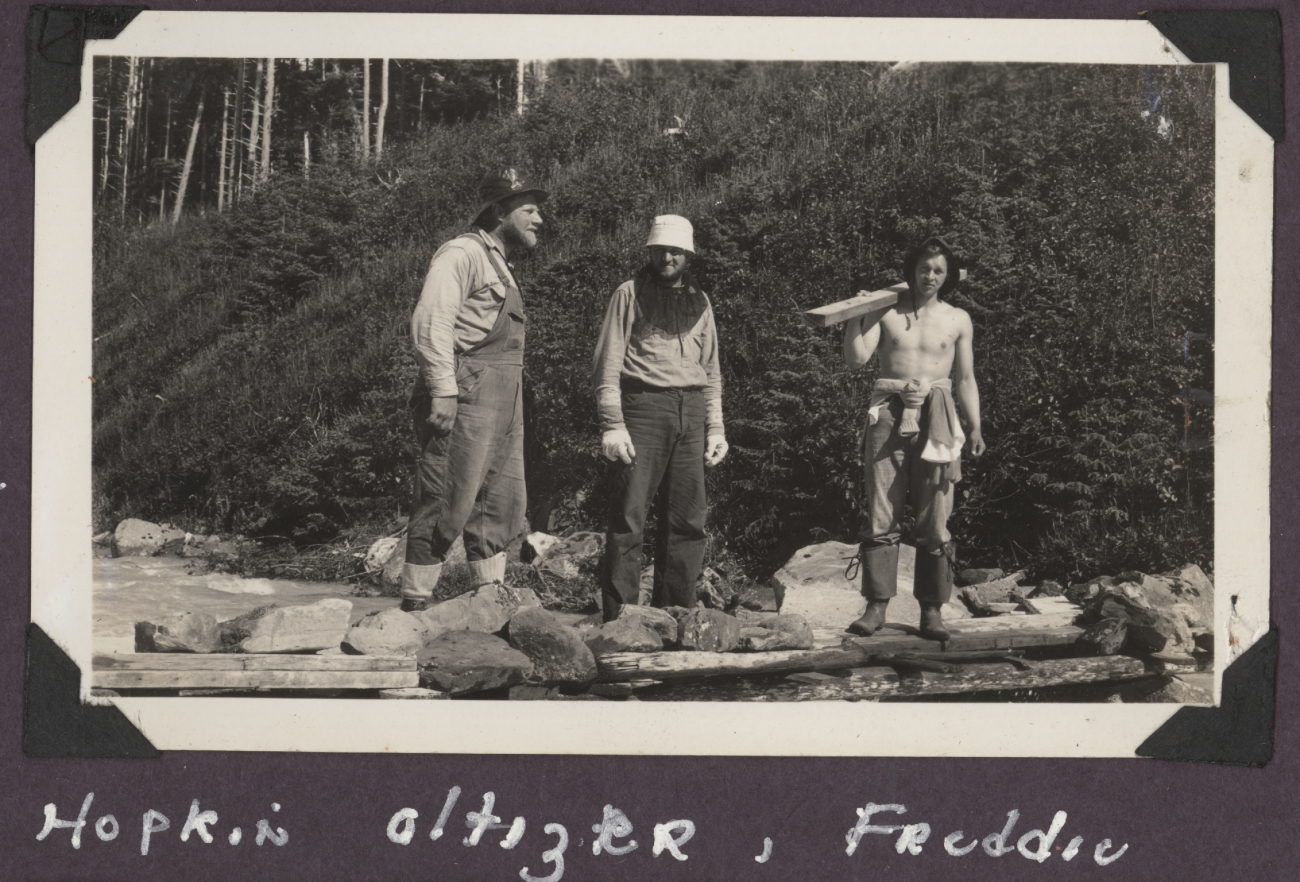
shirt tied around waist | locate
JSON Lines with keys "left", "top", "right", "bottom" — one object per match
{"left": 868, "top": 378, "right": 965, "bottom": 482}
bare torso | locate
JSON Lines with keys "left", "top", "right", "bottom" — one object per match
{"left": 876, "top": 298, "right": 966, "bottom": 382}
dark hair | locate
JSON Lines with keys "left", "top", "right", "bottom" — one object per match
{"left": 903, "top": 236, "right": 963, "bottom": 299}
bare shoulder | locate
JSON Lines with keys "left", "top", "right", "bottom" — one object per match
{"left": 941, "top": 302, "right": 973, "bottom": 333}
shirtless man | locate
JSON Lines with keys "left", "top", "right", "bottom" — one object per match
{"left": 841, "top": 237, "right": 985, "bottom": 641}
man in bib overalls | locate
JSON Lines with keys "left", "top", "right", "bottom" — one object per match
{"left": 400, "top": 169, "right": 547, "bottom": 611}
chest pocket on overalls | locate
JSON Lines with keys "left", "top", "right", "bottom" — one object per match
{"left": 503, "top": 307, "right": 525, "bottom": 351}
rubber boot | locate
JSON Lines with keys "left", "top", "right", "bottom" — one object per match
{"left": 399, "top": 562, "right": 442, "bottom": 612}
{"left": 847, "top": 600, "right": 890, "bottom": 637}
{"left": 919, "top": 602, "right": 950, "bottom": 641}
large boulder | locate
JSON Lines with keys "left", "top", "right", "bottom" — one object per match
{"left": 584, "top": 619, "right": 664, "bottom": 654}
{"left": 615, "top": 605, "right": 679, "bottom": 644}
{"left": 134, "top": 612, "right": 222, "bottom": 653}
{"left": 506, "top": 607, "right": 598, "bottom": 687}
{"left": 418, "top": 631, "right": 532, "bottom": 695}
{"left": 772, "top": 541, "right": 968, "bottom": 630}
{"left": 1156, "top": 565, "right": 1214, "bottom": 635}
{"left": 737, "top": 613, "right": 814, "bottom": 652}
{"left": 677, "top": 609, "right": 741, "bottom": 652}
{"left": 342, "top": 609, "right": 429, "bottom": 657}
{"left": 1087, "top": 592, "right": 1194, "bottom": 655}
{"left": 413, "top": 581, "right": 541, "bottom": 638}
{"left": 219, "top": 599, "right": 353, "bottom": 653}
{"left": 113, "top": 518, "right": 186, "bottom": 557}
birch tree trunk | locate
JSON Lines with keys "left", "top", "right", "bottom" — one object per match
{"left": 120, "top": 57, "right": 138, "bottom": 218}
{"left": 246, "top": 59, "right": 264, "bottom": 187}
{"left": 171, "top": 88, "right": 205, "bottom": 224}
{"left": 99, "top": 56, "right": 113, "bottom": 201}
{"left": 303, "top": 130, "right": 311, "bottom": 178}
{"left": 362, "top": 58, "right": 371, "bottom": 160}
{"left": 159, "top": 98, "right": 172, "bottom": 222}
{"left": 260, "top": 58, "right": 274, "bottom": 185}
{"left": 232, "top": 60, "right": 246, "bottom": 202}
{"left": 375, "top": 58, "right": 389, "bottom": 159}
{"left": 217, "top": 88, "right": 230, "bottom": 212}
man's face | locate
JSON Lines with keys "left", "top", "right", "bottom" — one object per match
{"left": 913, "top": 253, "right": 948, "bottom": 297}
{"left": 648, "top": 245, "right": 690, "bottom": 286}
{"left": 498, "top": 196, "right": 543, "bottom": 251}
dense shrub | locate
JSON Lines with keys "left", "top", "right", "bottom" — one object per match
{"left": 93, "top": 61, "right": 1214, "bottom": 583}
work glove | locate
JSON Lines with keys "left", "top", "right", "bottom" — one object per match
{"left": 601, "top": 429, "right": 636, "bottom": 464}
{"left": 426, "top": 396, "right": 458, "bottom": 437}
{"left": 705, "top": 434, "right": 729, "bottom": 467}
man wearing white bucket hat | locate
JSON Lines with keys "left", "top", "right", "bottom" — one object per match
{"left": 592, "top": 215, "right": 728, "bottom": 620}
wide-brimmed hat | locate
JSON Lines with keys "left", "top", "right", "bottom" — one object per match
{"left": 903, "top": 236, "right": 963, "bottom": 297}
{"left": 471, "top": 168, "right": 548, "bottom": 226}
{"left": 645, "top": 215, "right": 695, "bottom": 253}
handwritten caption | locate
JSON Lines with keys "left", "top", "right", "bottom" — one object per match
{"left": 37, "top": 790, "right": 1128, "bottom": 875}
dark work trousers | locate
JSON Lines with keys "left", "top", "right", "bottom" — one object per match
{"left": 858, "top": 396, "right": 956, "bottom": 604}
{"left": 403, "top": 245, "right": 527, "bottom": 599}
{"left": 600, "top": 388, "right": 708, "bottom": 620}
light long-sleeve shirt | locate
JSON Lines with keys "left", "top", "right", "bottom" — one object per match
{"left": 410, "top": 229, "right": 519, "bottom": 398}
{"left": 592, "top": 270, "right": 724, "bottom": 435}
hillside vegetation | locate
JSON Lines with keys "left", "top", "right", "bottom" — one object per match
{"left": 93, "top": 61, "right": 1215, "bottom": 583}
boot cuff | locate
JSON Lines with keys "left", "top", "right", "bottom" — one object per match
{"left": 467, "top": 552, "right": 507, "bottom": 588}
{"left": 401, "top": 562, "right": 443, "bottom": 600}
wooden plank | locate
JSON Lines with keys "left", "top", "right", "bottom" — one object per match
{"left": 596, "top": 645, "right": 874, "bottom": 683}
{"left": 803, "top": 270, "right": 968, "bottom": 328}
{"left": 803, "top": 285, "right": 904, "bottom": 328}
{"left": 650, "top": 656, "right": 1153, "bottom": 702}
{"left": 93, "top": 653, "right": 414, "bottom": 672}
{"left": 94, "top": 670, "right": 419, "bottom": 690}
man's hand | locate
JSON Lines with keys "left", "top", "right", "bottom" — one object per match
{"left": 601, "top": 429, "right": 636, "bottom": 464}
{"left": 967, "top": 428, "right": 986, "bottom": 457}
{"left": 426, "top": 396, "right": 458, "bottom": 437}
{"left": 704, "top": 434, "right": 729, "bottom": 467}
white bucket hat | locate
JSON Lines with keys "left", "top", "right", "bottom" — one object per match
{"left": 645, "top": 215, "right": 695, "bottom": 253}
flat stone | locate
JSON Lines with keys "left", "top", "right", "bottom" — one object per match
{"left": 957, "top": 567, "right": 1004, "bottom": 586}
{"left": 418, "top": 631, "right": 533, "bottom": 695}
{"left": 113, "top": 518, "right": 186, "bottom": 557}
{"left": 773, "top": 541, "right": 967, "bottom": 629}
{"left": 414, "top": 581, "right": 541, "bottom": 638}
{"left": 342, "top": 608, "right": 428, "bottom": 657}
{"left": 134, "top": 612, "right": 222, "bottom": 653}
{"left": 963, "top": 572, "right": 1030, "bottom": 606}
{"left": 737, "top": 612, "right": 814, "bottom": 651}
{"left": 220, "top": 599, "right": 353, "bottom": 653}
{"left": 615, "top": 605, "right": 679, "bottom": 644}
{"left": 737, "top": 583, "right": 780, "bottom": 612}
{"left": 585, "top": 619, "right": 664, "bottom": 654}
{"left": 1141, "top": 675, "right": 1214, "bottom": 705}
{"left": 1078, "top": 617, "right": 1127, "bottom": 656}
{"left": 506, "top": 607, "right": 598, "bottom": 687}
{"left": 677, "top": 609, "right": 741, "bottom": 652}
{"left": 1066, "top": 575, "right": 1117, "bottom": 606}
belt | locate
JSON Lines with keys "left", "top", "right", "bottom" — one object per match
{"left": 620, "top": 378, "right": 704, "bottom": 394}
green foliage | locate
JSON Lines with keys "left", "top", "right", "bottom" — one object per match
{"left": 93, "top": 61, "right": 1214, "bottom": 583}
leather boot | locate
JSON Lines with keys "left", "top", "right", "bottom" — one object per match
{"left": 399, "top": 562, "right": 441, "bottom": 612}
{"left": 847, "top": 600, "right": 890, "bottom": 637}
{"left": 919, "top": 602, "right": 951, "bottom": 641}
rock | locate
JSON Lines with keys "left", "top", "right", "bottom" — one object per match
{"left": 957, "top": 567, "right": 1004, "bottom": 586}
{"left": 1089, "top": 592, "right": 1192, "bottom": 654}
{"left": 219, "top": 599, "right": 353, "bottom": 653}
{"left": 113, "top": 518, "right": 186, "bottom": 557}
{"left": 962, "top": 571, "right": 1030, "bottom": 606}
{"left": 1066, "top": 575, "right": 1116, "bottom": 607}
{"left": 92, "top": 530, "right": 114, "bottom": 547}
{"left": 379, "top": 687, "right": 450, "bottom": 700}
{"left": 737, "top": 583, "right": 780, "bottom": 612}
{"left": 509, "top": 684, "right": 561, "bottom": 700}
{"left": 737, "top": 613, "right": 814, "bottom": 651}
{"left": 584, "top": 619, "right": 664, "bottom": 654}
{"left": 1033, "top": 580, "right": 1065, "bottom": 597}
{"left": 1163, "top": 564, "right": 1214, "bottom": 632}
{"left": 615, "top": 605, "right": 679, "bottom": 644}
{"left": 506, "top": 607, "right": 598, "bottom": 687}
{"left": 134, "top": 612, "right": 222, "bottom": 653}
{"left": 677, "top": 609, "right": 741, "bottom": 652}
{"left": 773, "top": 541, "right": 968, "bottom": 629}
{"left": 535, "top": 531, "right": 605, "bottom": 580}
{"left": 522, "top": 532, "right": 564, "bottom": 563}
{"left": 342, "top": 609, "right": 428, "bottom": 657}
{"left": 364, "top": 536, "right": 402, "bottom": 573}
{"left": 1078, "top": 617, "right": 1127, "bottom": 656}
{"left": 695, "top": 567, "right": 738, "bottom": 610}
{"left": 1141, "top": 675, "right": 1214, "bottom": 705}
{"left": 418, "top": 631, "right": 533, "bottom": 695}
{"left": 413, "top": 581, "right": 541, "bottom": 638}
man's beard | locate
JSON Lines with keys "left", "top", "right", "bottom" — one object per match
{"left": 501, "top": 223, "right": 535, "bottom": 251}
{"left": 654, "top": 263, "right": 686, "bottom": 285}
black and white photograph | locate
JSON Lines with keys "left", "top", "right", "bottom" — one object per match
{"left": 31, "top": 13, "right": 1272, "bottom": 754}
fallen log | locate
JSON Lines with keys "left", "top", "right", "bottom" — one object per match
{"left": 648, "top": 655, "right": 1154, "bottom": 701}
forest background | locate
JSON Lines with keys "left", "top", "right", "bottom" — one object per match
{"left": 91, "top": 58, "right": 1215, "bottom": 586}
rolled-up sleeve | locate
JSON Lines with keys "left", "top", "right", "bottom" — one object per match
{"left": 411, "top": 246, "right": 474, "bottom": 398}
{"left": 702, "top": 305, "right": 724, "bottom": 435}
{"left": 592, "top": 283, "right": 635, "bottom": 432}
